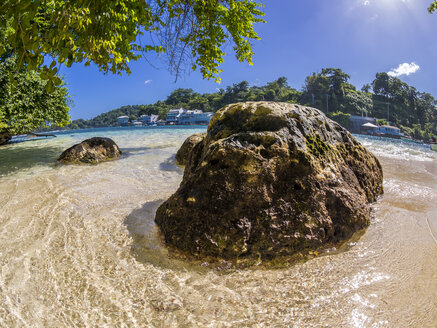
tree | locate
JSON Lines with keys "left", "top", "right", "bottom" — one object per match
{"left": 429, "top": 1, "right": 437, "bottom": 12}
{"left": 304, "top": 73, "right": 330, "bottom": 102}
{"left": 302, "top": 68, "right": 350, "bottom": 111}
{"left": 361, "top": 84, "right": 371, "bottom": 93}
{"left": 340, "top": 90, "right": 373, "bottom": 115}
{"left": 320, "top": 68, "right": 351, "bottom": 99}
{"left": 166, "top": 88, "right": 197, "bottom": 106}
{"left": 0, "top": 0, "right": 265, "bottom": 84}
{"left": 372, "top": 72, "right": 391, "bottom": 97}
{"left": 0, "top": 57, "right": 70, "bottom": 142}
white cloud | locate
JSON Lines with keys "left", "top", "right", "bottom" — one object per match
{"left": 363, "top": 0, "right": 370, "bottom": 5}
{"left": 144, "top": 80, "right": 152, "bottom": 84}
{"left": 387, "top": 62, "right": 420, "bottom": 77}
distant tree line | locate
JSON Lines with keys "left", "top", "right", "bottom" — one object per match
{"left": 46, "top": 69, "right": 437, "bottom": 141}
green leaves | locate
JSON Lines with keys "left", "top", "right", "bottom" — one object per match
{"left": 429, "top": 1, "right": 437, "bottom": 13}
{"left": 180, "top": 0, "right": 265, "bottom": 82}
{"left": 0, "top": 57, "right": 70, "bottom": 134}
{"left": 0, "top": 0, "right": 265, "bottom": 84}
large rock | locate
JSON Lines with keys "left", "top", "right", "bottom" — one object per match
{"left": 155, "top": 102, "right": 383, "bottom": 261}
{"left": 0, "top": 131, "right": 12, "bottom": 146}
{"left": 175, "top": 132, "right": 206, "bottom": 165}
{"left": 58, "top": 137, "right": 122, "bottom": 164}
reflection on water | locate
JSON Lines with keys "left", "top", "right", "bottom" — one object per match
{"left": 0, "top": 141, "right": 65, "bottom": 176}
{"left": 159, "top": 156, "right": 182, "bottom": 172}
{"left": 124, "top": 200, "right": 171, "bottom": 267}
{"left": 0, "top": 128, "right": 436, "bottom": 327}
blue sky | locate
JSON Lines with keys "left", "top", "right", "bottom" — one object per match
{"left": 62, "top": 0, "right": 437, "bottom": 120}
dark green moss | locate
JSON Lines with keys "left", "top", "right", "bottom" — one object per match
{"left": 306, "top": 134, "right": 331, "bottom": 158}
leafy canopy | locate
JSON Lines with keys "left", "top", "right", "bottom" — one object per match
{"left": 0, "top": 0, "right": 265, "bottom": 83}
{"left": 0, "top": 57, "right": 70, "bottom": 134}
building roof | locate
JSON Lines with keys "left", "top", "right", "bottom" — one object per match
{"left": 350, "top": 116, "right": 375, "bottom": 121}
{"left": 380, "top": 125, "right": 400, "bottom": 130}
{"left": 362, "top": 122, "right": 379, "bottom": 128}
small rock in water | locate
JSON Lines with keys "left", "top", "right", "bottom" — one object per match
{"left": 0, "top": 131, "right": 12, "bottom": 146}
{"left": 58, "top": 137, "right": 122, "bottom": 164}
{"left": 155, "top": 102, "right": 383, "bottom": 263}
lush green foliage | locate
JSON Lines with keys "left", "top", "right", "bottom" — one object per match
{"left": 301, "top": 68, "right": 437, "bottom": 141}
{"left": 340, "top": 90, "right": 373, "bottom": 116}
{"left": 0, "top": 0, "right": 265, "bottom": 84}
{"left": 301, "top": 68, "right": 355, "bottom": 112}
{"left": 0, "top": 57, "right": 70, "bottom": 135}
{"left": 429, "top": 1, "right": 437, "bottom": 12}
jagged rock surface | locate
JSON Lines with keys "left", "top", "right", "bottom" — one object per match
{"left": 176, "top": 133, "right": 206, "bottom": 166}
{"left": 155, "top": 102, "right": 383, "bottom": 260}
{"left": 58, "top": 137, "right": 121, "bottom": 164}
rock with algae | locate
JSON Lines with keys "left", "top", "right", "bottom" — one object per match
{"left": 175, "top": 132, "right": 206, "bottom": 166}
{"left": 58, "top": 137, "right": 121, "bottom": 164}
{"left": 155, "top": 102, "right": 383, "bottom": 261}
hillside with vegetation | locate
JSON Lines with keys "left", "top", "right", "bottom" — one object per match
{"left": 52, "top": 69, "right": 437, "bottom": 142}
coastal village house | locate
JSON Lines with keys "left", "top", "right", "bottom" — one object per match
{"left": 118, "top": 109, "right": 212, "bottom": 126}
{"left": 361, "top": 122, "right": 380, "bottom": 135}
{"left": 166, "top": 108, "right": 185, "bottom": 124}
{"left": 139, "top": 114, "right": 159, "bottom": 125}
{"left": 349, "top": 115, "right": 376, "bottom": 134}
{"left": 117, "top": 116, "right": 129, "bottom": 126}
{"left": 361, "top": 123, "right": 403, "bottom": 138}
{"left": 349, "top": 115, "right": 403, "bottom": 138}
{"left": 131, "top": 120, "right": 143, "bottom": 126}
{"left": 378, "top": 125, "right": 403, "bottom": 137}
{"left": 165, "top": 108, "right": 213, "bottom": 125}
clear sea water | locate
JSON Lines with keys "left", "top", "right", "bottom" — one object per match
{"left": 0, "top": 126, "right": 436, "bottom": 327}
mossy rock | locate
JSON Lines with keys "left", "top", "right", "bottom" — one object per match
{"left": 155, "top": 102, "right": 383, "bottom": 263}
{"left": 175, "top": 133, "right": 206, "bottom": 166}
{"left": 58, "top": 137, "right": 122, "bottom": 165}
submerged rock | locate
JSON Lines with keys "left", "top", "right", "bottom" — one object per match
{"left": 58, "top": 137, "right": 121, "bottom": 164}
{"left": 0, "top": 131, "right": 11, "bottom": 146}
{"left": 155, "top": 102, "right": 383, "bottom": 261}
{"left": 176, "top": 133, "right": 206, "bottom": 166}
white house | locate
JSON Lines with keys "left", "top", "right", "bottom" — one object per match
{"left": 379, "top": 125, "right": 403, "bottom": 137}
{"left": 139, "top": 114, "right": 159, "bottom": 125}
{"left": 117, "top": 116, "right": 129, "bottom": 126}
{"left": 166, "top": 108, "right": 185, "bottom": 124}
{"left": 350, "top": 115, "right": 376, "bottom": 133}
{"left": 361, "top": 122, "right": 379, "bottom": 135}
{"left": 179, "top": 110, "right": 214, "bottom": 125}
{"left": 166, "top": 108, "right": 213, "bottom": 125}
{"left": 132, "top": 120, "right": 143, "bottom": 126}
{"left": 360, "top": 123, "right": 404, "bottom": 138}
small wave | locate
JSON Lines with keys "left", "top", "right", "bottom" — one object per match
{"left": 355, "top": 135, "right": 436, "bottom": 162}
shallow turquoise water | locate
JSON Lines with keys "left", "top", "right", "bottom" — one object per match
{"left": 0, "top": 126, "right": 436, "bottom": 327}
